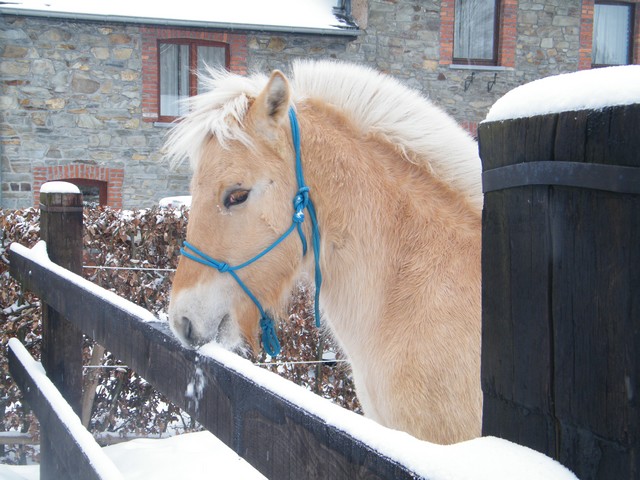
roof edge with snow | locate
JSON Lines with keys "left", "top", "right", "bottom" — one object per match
{"left": 0, "top": 0, "right": 361, "bottom": 36}
{"left": 0, "top": 2, "right": 361, "bottom": 36}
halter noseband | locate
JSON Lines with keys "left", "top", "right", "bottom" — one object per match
{"left": 180, "top": 107, "right": 322, "bottom": 357}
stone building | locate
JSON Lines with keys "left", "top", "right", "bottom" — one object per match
{"left": 1, "top": 0, "right": 639, "bottom": 209}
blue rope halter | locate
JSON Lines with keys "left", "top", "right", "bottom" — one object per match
{"left": 180, "top": 107, "right": 322, "bottom": 357}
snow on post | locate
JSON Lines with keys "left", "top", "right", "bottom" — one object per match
{"left": 479, "top": 65, "right": 640, "bottom": 480}
{"left": 484, "top": 65, "right": 640, "bottom": 122}
{"left": 39, "top": 181, "right": 81, "bottom": 194}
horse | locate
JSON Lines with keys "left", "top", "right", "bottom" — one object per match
{"left": 165, "top": 60, "right": 482, "bottom": 445}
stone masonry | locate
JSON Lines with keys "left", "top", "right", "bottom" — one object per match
{"left": 0, "top": 16, "right": 190, "bottom": 209}
{"left": 1, "top": 0, "right": 638, "bottom": 208}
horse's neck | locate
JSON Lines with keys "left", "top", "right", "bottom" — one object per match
{"left": 298, "top": 102, "right": 481, "bottom": 356}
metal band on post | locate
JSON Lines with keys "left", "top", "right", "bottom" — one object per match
{"left": 482, "top": 161, "right": 640, "bottom": 194}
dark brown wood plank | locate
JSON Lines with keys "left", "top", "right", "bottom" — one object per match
{"left": 38, "top": 188, "right": 86, "bottom": 478}
{"left": 549, "top": 104, "right": 640, "bottom": 479}
{"left": 9, "top": 245, "right": 426, "bottom": 480}
{"left": 480, "top": 118, "right": 556, "bottom": 453}
{"left": 550, "top": 187, "right": 640, "bottom": 479}
{"left": 8, "top": 339, "right": 123, "bottom": 480}
{"left": 39, "top": 189, "right": 84, "bottom": 417}
{"left": 479, "top": 104, "right": 640, "bottom": 479}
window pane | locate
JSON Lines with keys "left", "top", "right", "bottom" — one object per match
{"left": 196, "top": 46, "right": 227, "bottom": 94}
{"left": 160, "top": 43, "right": 190, "bottom": 117}
{"left": 454, "top": 0, "right": 497, "bottom": 62}
{"left": 593, "top": 4, "right": 632, "bottom": 65}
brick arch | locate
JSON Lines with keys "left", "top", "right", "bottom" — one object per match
{"left": 33, "top": 165, "right": 124, "bottom": 208}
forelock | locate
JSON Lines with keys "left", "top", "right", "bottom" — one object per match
{"left": 164, "top": 68, "right": 269, "bottom": 170}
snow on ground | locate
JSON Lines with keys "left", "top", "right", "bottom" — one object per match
{"left": 0, "top": 431, "right": 266, "bottom": 480}
{"left": 0, "top": 0, "right": 352, "bottom": 32}
{"left": 485, "top": 65, "right": 640, "bottom": 122}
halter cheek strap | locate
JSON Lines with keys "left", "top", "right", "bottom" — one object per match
{"left": 180, "top": 107, "right": 322, "bottom": 357}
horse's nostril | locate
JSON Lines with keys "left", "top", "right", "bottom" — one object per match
{"left": 182, "top": 316, "right": 193, "bottom": 342}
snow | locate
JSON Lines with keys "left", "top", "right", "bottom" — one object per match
{"left": 158, "top": 195, "right": 191, "bottom": 209}
{"left": 6, "top": 339, "right": 123, "bottom": 479}
{"left": 199, "top": 344, "right": 577, "bottom": 480}
{"left": 485, "top": 65, "right": 640, "bottom": 122}
{"left": 0, "top": 431, "right": 266, "bottom": 480}
{"left": 38, "top": 181, "right": 80, "bottom": 195}
{"left": 10, "top": 241, "right": 158, "bottom": 324}
{"left": 184, "top": 367, "right": 205, "bottom": 411}
{"left": 0, "top": 0, "right": 354, "bottom": 33}
{"left": 1, "top": 342, "right": 263, "bottom": 480}
{"left": 104, "top": 431, "right": 266, "bottom": 480}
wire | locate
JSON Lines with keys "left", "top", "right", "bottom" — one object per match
{"left": 84, "top": 360, "right": 349, "bottom": 369}
{"left": 83, "top": 265, "right": 176, "bottom": 272}
{"left": 254, "top": 359, "right": 349, "bottom": 367}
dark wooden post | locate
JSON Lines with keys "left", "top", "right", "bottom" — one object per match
{"left": 479, "top": 104, "right": 640, "bottom": 479}
{"left": 39, "top": 183, "right": 84, "bottom": 479}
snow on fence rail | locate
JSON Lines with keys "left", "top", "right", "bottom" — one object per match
{"left": 5, "top": 188, "right": 577, "bottom": 479}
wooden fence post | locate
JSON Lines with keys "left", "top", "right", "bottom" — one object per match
{"left": 39, "top": 182, "right": 84, "bottom": 479}
{"left": 479, "top": 104, "right": 640, "bottom": 479}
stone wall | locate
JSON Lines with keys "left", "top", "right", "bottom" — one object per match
{"left": 1, "top": 1, "right": 636, "bottom": 208}
{"left": 0, "top": 15, "right": 190, "bottom": 209}
{"left": 516, "top": 1, "right": 582, "bottom": 78}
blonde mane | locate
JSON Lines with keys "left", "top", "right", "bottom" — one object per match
{"left": 165, "top": 60, "right": 482, "bottom": 210}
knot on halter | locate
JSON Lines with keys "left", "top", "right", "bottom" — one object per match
{"left": 292, "top": 186, "right": 310, "bottom": 256}
{"left": 293, "top": 186, "right": 310, "bottom": 222}
{"left": 216, "top": 262, "right": 230, "bottom": 273}
{"left": 260, "top": 315, "right": 281, "bottom": 357}
{"left": 292, "top": 211, "right": 305, "bottom": 224}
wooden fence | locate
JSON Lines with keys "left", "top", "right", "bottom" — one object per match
{"left": 8, "top": 188, "right": 428, "bottom": 479}
{"left": 479, "top": 102, "right": 640, "bottom": 479}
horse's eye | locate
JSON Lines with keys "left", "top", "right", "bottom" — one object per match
{"left": 224, "top": 189, "right": 250, "bottom": 208}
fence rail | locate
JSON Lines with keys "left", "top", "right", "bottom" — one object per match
{"left": 8, "top": 339, "right": 123, "bottom": 480}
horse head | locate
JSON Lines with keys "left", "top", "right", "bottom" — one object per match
{"left": 168, "top": 71, "right": 307, "bottom": 352}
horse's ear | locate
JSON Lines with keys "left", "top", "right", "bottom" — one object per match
{"left": 254, "top": 70, "right": 291, "bottom": 126}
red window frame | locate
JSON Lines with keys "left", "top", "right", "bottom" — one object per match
{"left": 157, "top": 39, "right": 230, "bottom": 123}
{"left": 452, "top": 0, "right": 502, "bottom": 66}
{"left": 591, "top": 1, "right": 636, "bottom": 67}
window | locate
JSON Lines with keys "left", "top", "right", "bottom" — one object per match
{"left": 453, "top": 0, "right": 500, "bottom": 65}
{"left": 158, "top": 40, "right": 229, "bottom": 121}
{"left": 592, "top": 2, "right": 634, "bottom": 66}
{"left": 69, "top": 179, "right": 107, "bottom": 206}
